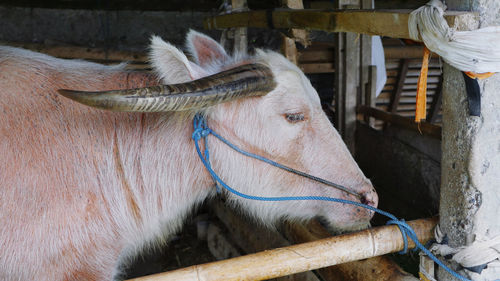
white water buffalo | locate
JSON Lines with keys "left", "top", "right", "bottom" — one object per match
{"left": 0, "top": 31, "right": 377, "bottom": 281}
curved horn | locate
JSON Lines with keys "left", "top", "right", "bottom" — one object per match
{"left": 57, "top": 63, "right": 276, "bottom": 112}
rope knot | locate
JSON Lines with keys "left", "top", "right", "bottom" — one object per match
{"left": 386, "top": 219, "right": 418, "bottom": 254}
{"left": 192, "top": 128, "right": 211, "bottom": 141}
{"left": 192, "top": 114, "right": 211, "bottom": 141}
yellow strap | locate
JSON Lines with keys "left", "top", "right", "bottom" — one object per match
{"left": 464, "top": 71, "right": 495, "bottom": 80}
{"left": 415, "top": 46, "right": 431, "bottom": 123}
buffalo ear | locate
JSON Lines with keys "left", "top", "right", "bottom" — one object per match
{"left": 186, "top": 30, "right": 229, "bottom": 67}
{"left": 149, "top": 35, "right": 207, "bottom": 83}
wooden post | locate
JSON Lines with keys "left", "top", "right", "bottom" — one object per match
{"left": 364, "top": 65, "right": 377, "bottom": 126}
{"left": 281, "top": 0, "right": 307, "bottom": 65}
{"left": 344, "top": 29, "right": 360, "bottom": 153}
{"left": 127, "top": 218, "right": 437, "bottom": 281}
{"left": 334, "top": 1, "right": 362, "bottom": 150}
{"left": 359, "top": 0, "right": 373, "bottom": 108}
{"left": 334, "top": 28, "right": 345, "bottom": 134}
{"left": 438, "top": 0, "right": 500, "bottom": 280}
{"left": 232, "top": 0, "right": 247, "bottom": 54}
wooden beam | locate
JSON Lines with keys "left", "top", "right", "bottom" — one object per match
{"left": 384, "top": 46, "right": 425, "bottom": 59}
{"left": 127, "top": 218, "right": 437, "bottom": 281}
{"left": 299, "top": 62, "right": 335, "bottom": 73}
{"left": 0, "top": 41, "right": 148, "bottom": 63}
{"left": 357, "top": 105, "right": 442, "bottom": 139}
{"left": 389, "top": 59, "right": 410, "bottom": 113}
{"left": 204, "top": 9, "right": 473, "bottom": 40}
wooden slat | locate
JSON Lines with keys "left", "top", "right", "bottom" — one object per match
{"left": 389, "top": 59, "right": 409, "bottom": 113}
{"left": 384, "top": 46, "right": 424, "bottom": 59}
{"left": 358, "top": 106, "right": 442, "bottom": 139}
{"left": 1, "top": 42, "right": 148, "bottom": 62}
{"left": 427, "top": 76, "right": 443, "bottom": 123}
{"left": 387, "top": 68, "right": 442, "bottom": 77}
{"left": 298, "top": 49, "right": 334, "bottom": 63}
{"left": 204, "top": 9, "right": 473, "bottom": 40}
{"left": 300, "top": 62, "right": 335, "bottom": 73}
{"left": 364, "top": 65, "right": 377, "bottom": 126}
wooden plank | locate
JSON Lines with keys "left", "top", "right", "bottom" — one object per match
{"left": 427, "top": 76, "right": 443, "bottom": 123}
{"left": 389, "top": 59, "right": 410, "bottom": 113}
{"left": 384, "top": 46, "right": 425, "bottom": 59}
{"left": 127, "top": 218, "right": 437, "bottom": 281}
{"left": 1, "top": 41, "right": 148, "bottom": 62}
{"left": 357, "top": 106, "right": 442, "bottom": 139}
{"left": 204, "top": 9, "right": 473, "bottom": 40}
{"left": 298, "top": 49, "right": 334, "bottom": 63}
{"left": 387, "top": 68, "right": 442, "bottom": 77}
{"left": 384, "top": 76, "right": 441, "bottom": 85}
{"left": 299, "top": 62, "right": 335, "bottom": 73}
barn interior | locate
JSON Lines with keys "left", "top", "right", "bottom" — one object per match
{"left": 1, "top": 0, "right": 499, "bottom": 280}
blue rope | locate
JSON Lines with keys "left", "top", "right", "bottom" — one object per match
{"left": 192, "top": 114, "right": 471, "bottom": 281}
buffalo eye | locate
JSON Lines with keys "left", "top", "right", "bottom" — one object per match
{"left": 285, "top": 113, "right": 305, "bottom": 123}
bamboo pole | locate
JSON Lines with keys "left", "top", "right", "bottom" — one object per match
{"left": 204, "top": 9, "right": 474, "bottom": 40}
{"left": 127, "top": 217, "right": 437, "bottom": 281}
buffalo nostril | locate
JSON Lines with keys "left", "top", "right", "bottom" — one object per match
{"left": 360, "top": 192, "right": 377, "bottom": 207}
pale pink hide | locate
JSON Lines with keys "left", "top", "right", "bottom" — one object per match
{"left": 0, "top": 31, "right": 377, "bottom": 281}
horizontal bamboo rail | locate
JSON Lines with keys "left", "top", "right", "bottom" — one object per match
{"left": 127, "top": 217, "right": 437, "bottom": 281}
{"left": 204, "top": 9, "right": 475, "bottom": 40}
{"left": 357, "top": 105, "right": 442, "bottom": 139}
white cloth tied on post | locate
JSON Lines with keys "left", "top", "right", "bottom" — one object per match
{"left": 431, "top": 225, "right": 500, "bottom": 280}
{"left": 408, "top": 0, "right": 500, "bottom": 73}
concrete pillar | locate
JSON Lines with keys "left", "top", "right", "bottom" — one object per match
{"left": 438, "top": 0, "right": 500, "bottom": 280}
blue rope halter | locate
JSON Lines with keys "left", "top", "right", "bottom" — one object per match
{"left": 191, "top": 113, "right": 470, "bottom": 281}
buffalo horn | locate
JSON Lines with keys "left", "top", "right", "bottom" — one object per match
{"left": 57, "top": 63, "right": 276, "bottom": 112}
